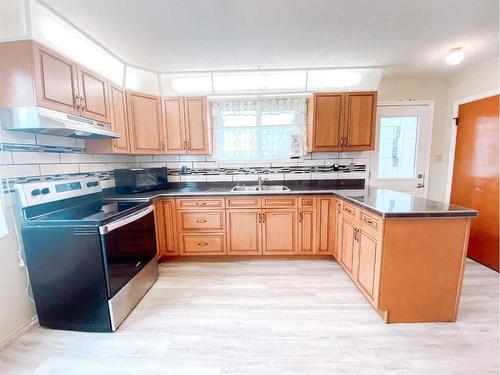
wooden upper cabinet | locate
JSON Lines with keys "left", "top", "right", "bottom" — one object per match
{"left": 127, "top": 91, "right": 164, "bottom": 154}
{"left": 163, "top": 97, "right": 186, "bottom": 153}
{"left": 344, "top": 92, "right": 377, "bottom": 150}
{"left": 163, "top": 96, "right": 210, "bottom": 155}
{"left": 311, "top": 93, "right": 343, "bottom": 150}
{"left": 33, "top": 45, "right": 79, "bottom": 115}
{"left": 77, "top": 66, "right": 110, "bottom": 123}
{"left": 86, "top": 84, "right": 130, "bottom": 154}
{"left": 308, "top": 91, "right": 377, "bottom": 152}
{"left": 184, "top": 97, "right": 209, "bottom": 154}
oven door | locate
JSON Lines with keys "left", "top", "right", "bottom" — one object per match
{"left": 99, "top": 205, "right": 157, "bottom": 298}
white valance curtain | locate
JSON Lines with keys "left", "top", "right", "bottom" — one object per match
{"left": 211, "top": 97, "right": 308, "bottom": 161}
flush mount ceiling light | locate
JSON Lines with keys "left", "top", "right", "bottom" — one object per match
{"left": 446, "top": 47, "right": 465, "bottom": 65}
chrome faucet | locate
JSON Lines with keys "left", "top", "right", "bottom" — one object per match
{"left": 257, "top": 176, "right": 268, "bottom": 189}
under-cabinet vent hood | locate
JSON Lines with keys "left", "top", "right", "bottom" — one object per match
{"left": 0, "top": 106, "right": 119, "bottom": 139}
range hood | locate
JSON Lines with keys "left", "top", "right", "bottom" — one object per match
{"left": 0, "top": 106, "right": 120, "bottom": 139}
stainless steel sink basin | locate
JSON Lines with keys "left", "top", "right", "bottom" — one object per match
{"left": 230, "top": 185, "right": 291, "bottom": 192}
{"left": 260, "top": 185, "right": 291, "bottom": 191}
{"left": 230, "top": 185, "right": 260, "bottom": 192}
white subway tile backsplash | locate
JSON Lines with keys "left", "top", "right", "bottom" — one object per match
{"left": 297, "top": 159, "right": 324, "bottom": 167}
{"left": 152, "top": 155, "right": 180, "bottom": 162}
{"left": 326, "top": 158, "right": 352, "bottom": 166}
{"left": 219, "top": 163, "right": 245, "bottom": 168}
{"left": 233, "top": 175, "right": 259, "bottom": 182}
{"left": 79, "top": 164, "right": 107, "bottom": 173}
{"left": 311, "top": 172, "right": 339, "bottom": 180}
{"left": 179, "top": 155, "right": 206, "bottom": 161}
{"left": 139, "top": 162, "right": 167, "bottom": 168}
{"left": 0, "top": 151, "right": 13, "bottom": 164}
{"left": 167, "top": 175, "right": 181, "bottom": 182}
{"left": 206, "top": 175, "right": 233, "bottom": 182}
{"left": 259, "top": 173, "right": 285, "bottom": 181}
{"left": 271, "top": 161, "right": 297, "bottom": 167}
{"left": 338, "top": 151, "right": 369, "bottom": 158}
{"left": 115, "top": 155, "right": 135, "bottom": 162}
{"left": 92, "top": 154, "right": 117, "bottom": 163}
{"left": 193, "top": 162, "right": 218, "bottom": 169}
{"left": 12, "top": 151, "right": 60, "bottom": 164}
{"left": 245, "top": 162, "right": 271, "bottom": 168}
{"left": 106, "top": 163, "right": 130, "bottom": 171}
{"left": 40, "top": 164, "right": 79, "bottom": 175}
{"left": 311, "top": 152, "right": 338, "bottom": 159}
{"left": 60, "top": 153, "right": 93, "bottom": 163}
{"left": 166, "top": 162, "right": 192, "bottom": 169}
{"left": 36, "top": 134, "right": 77, "bottom": 147}
{"left": 180, "top": 175, "right": 207, "bottom": 182}
{"left": 135, "top": 155, "right": 153, "bottom": 162}
{"left": 1, "top": 164, "right": 40, "bottom": 178}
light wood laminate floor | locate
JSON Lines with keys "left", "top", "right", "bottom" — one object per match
{"left": 0, "top": 259, "right": 498, "bottom": 374}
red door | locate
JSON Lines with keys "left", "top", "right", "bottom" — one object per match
{"left": 450, "top": 95, "right": 499, "bottom": 271}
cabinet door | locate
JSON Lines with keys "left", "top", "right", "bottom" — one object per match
{"left": 298, "top": 208, "right": 316, "bottom": 254}
{"left": 334, "top": 200, "right": 342, "bottom": 259}
{"left": 163, "top": 97, "right": 187, "bottom": 154}
{"left": 340, "top": 217, "right": 357, "bottom": 277}
{"left": 317, "top": 197, "right": 335, "bottom": 254}
{"left": 344, "top": 92, "right": 377, "bottom": 151}
{"left": 357, "top": 229, "right": 381, "bottom": 300}
{"left": 312, "top": 94, "right": 343, "bottom": 151}
{"left": 226, "top": 209, "right": 262, "bottom": 255}
{"left": 33, "top": 46, "right": 79, "bottom": 115}
{"left": 127, "top": 91, "right": 164, "bottom": 154}
{"left": 160, "top": 199, "right": 178, "bottom": 256}
{"left": 78, "top": 67, "right": 110, "bottom": 123}
{"left": 110, "top": 85, "right": 130, "bottom": 152}
{"left": 184, "top": 97, "right": 209, "bottom": 154}
{"left": 262, "top": 209, "right": 297, "bottom": 255}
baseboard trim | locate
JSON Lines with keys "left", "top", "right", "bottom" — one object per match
{"left": 0, "top": 315, "right": 38, "bottom": 351}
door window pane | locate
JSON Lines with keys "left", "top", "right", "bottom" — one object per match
{"left": 378, "top": 116, "right": 418, "bottom": 179}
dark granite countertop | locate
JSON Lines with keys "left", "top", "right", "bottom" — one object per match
{"left": 102, "top": 180, "right": 477, "bottom": 219}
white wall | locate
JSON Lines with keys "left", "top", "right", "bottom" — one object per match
{"left": 377, "top": 75, "right": 449, "bottom": 200}
{"left": 0, "top": 194, "right": 36, "bottom": 349}
{"left": 0, "top": 0, "right": 27, "bottom": 41}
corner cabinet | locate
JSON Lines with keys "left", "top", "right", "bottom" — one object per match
{"left": 308, "top": 91, "right": 377, "bottom": 152}
{"left": 127, "top": 91, "right": 165, "bottom": 154}
{"left": 163, "top": 96, "right": 210, "bottom": 155}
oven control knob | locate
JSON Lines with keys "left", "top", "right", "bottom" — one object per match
{"left": 41, "top": 188, "right": 50, "bottom": 195}
{"left": 31, "top": 189, "right": 41, "bottom": 196}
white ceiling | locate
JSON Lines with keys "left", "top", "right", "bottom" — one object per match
{"left": 41, "top": 0, "right": 499, "bottom": 76}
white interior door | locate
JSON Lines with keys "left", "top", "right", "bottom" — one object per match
{"left": 369, "top": 103, "right": 432, "bottom": 197}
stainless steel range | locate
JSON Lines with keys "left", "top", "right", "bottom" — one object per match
{"left": 16, "top": 178, "right": 159, "bottom": 332}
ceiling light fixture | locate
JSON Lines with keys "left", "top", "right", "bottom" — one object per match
{"left": 446, "top": 47, "right": 465, "bottom": 65}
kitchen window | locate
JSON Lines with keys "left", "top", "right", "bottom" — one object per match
{"left": 211, "top": 97, "right": 307, "bottom": 161}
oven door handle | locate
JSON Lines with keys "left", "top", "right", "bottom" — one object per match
{"left": 99, "top": 205, "right": 154, "bottom": 234}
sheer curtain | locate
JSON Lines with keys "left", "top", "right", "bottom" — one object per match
{"left": 211, "top": 97, "right": 307, "bottom": 161}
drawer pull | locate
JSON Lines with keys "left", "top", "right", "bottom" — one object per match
{"left": 198, "top": 242, "right": 208, "bottom": 246}
{"left": 363, "top": 217, "right": 375, "bottom": 225}
{"left": 196, "top": 202, "right": 207, "bottom": 206}
{"left": 196, "top": 218, "right": 207, "bottom": 223}
{"left": 344, "top": 207, "right": 354, "bottom": 215}
{"left": 299, "top": 212, "right": 303, "bottom": 223}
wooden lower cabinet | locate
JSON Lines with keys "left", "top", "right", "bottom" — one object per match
{"left": 356, "top": 228, "right": 381, "bottom": 301}
{"left": 298, "top": 208, "right": 315, "bottom": 254}
{"left": 226, "top": 209, "right": 262, "bottom": 255}
{"left": 179, "top": 233, "right": 225, "bottom": 255}
{"left": 339, "top": 216, "right": 357, "bottom": 277}
{"left": 317, "top": 197, "right": 335, "bottom": 254}
{"left": 262, "top": 209, "right": 297, "bottom": 255}
{"left": 155, "top": 199, "right": 177, "bottom": 256}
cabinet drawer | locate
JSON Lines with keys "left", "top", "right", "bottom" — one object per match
{"left": 226, "top": 196, "right": 261, "bottom": 208}
{"left": 178, "top": 210, "right": 225, "bottom": 231}
{"left": 262, "top": 196, "right": 298, "bottom": 208}
{"left": 176, "top": 198, "right": 225, "bottom": 209}
{"left": 299, "top": 196, "right": 316, "bottom": 208}
{"left": 342, "top": 202, "right": 359, "bottom": 219}
{"left": 360, "top": 211, "right": 382, "bottom": 235}
{"left": 180, "top": 233, "right": 225, "bottom": 255}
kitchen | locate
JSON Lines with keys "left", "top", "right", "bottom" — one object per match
{"left": 0, "top": 0, "right": 499, "bottom": 374}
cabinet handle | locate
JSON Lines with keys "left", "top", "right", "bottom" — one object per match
{"left": 198, "top": 242, "right": 208, "bottom": 246}
{"left": 363, "top": 217, "right": 374, "bottom": 225}
{"left": 196, "top": 218, "right": 207, "bottom": 223}
{"left": 183, "top": 140, "right": 187, "bottom": 150}
{"left": 258, "top": 213, "right": 262, "bottom": 223}
{"left": 195, "top": 202, "right": 207, "bottom": 206}
{"left": 298, "top": 212, "right": 303, "bottom": 223}
{"left": 81, "top": 98, "right": 86, "bottom": 110}
{"left": 187, "top": 141, "right": 191, "bottom": 150}
{"left": 262, "top": 213, "right": 265, "bottom": 223}
{"left": 75, "top": 95, "right": 81, "bottom": 109}
{"left": 160, "top": 140, "right": 165, "bottom": 151}
{"left": 343, "top": 207, "right": 354, "bottom": 215}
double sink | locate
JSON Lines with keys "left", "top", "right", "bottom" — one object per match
{"left": 230, "top": 185, "right": 291, "bottom": 192}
